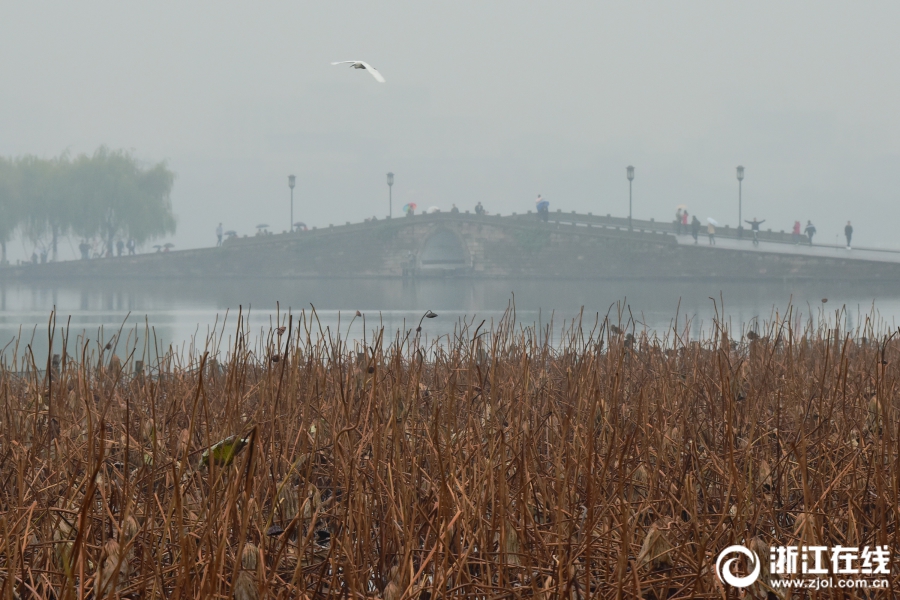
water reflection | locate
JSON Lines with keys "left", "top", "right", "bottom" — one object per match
{"left": 0, "top": 278, "right": 897, "bottom": 364}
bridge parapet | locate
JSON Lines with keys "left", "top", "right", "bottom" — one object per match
{"left": 505, "top": 211, "right": 801, "bottom": 244}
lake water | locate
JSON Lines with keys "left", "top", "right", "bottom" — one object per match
{"left": 1, "top": 278, "right": 899, "bottom": 365}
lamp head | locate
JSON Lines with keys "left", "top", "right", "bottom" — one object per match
{"left": 288, "top": 174, "right": 296, "bottom": 189}
{"left": 626, "top": 165, "right": 634, "bottom": 181}
{"left": 736, "top": 166, "right": 744, "bottom": 181}
{"left": 387, "top": 172, "right": 394, "bottom": 187}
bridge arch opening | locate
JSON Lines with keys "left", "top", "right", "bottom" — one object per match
{"left": 420, "top": 228, "right": 468, "bottom": 269}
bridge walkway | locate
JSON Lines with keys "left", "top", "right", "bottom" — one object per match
{"left": 504, "top": 211, "right": 900, "bottom": 263}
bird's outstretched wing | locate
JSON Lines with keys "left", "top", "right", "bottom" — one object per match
{"left": 331, "top": 60, "right": 386, "bottom": 83}
{"left": 358, "top": 61, "right": 386, "bottom": 83}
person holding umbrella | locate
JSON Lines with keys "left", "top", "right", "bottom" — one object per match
{"left": 707, "top": 218, "right": 718, "bottom": 245}
{"left": 535, "top": 195, "right": 550, "bottom": 222}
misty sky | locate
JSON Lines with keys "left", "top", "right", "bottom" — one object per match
{"left": 2, "top": 2, "right": 899, "bottom": 259}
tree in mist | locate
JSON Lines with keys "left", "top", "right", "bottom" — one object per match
{"left": 0, "top": 148, "right": 176, "bottom": 262}
{"left": 18, "top": 155, "right": 73, "bottom": 261}
{"left": 0, "top": 158, "right": 23, "bottom": 264}
{"left": 72, "top": 148, "right": 176, "bottom": 254}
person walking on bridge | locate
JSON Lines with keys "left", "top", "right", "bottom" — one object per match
{"left": 675, "top": 208, "right": 683, "bottom": 235}
{"left": 681, "top": 210, "right": 689, "bottom": 233}
{"left": 535, "top": 195, "right": 550, "bottom": 222}
{"left": 707, "top": 220, "right": 716, "bottom": 245}
{"left": 792, "top": 220, "right": 802, "bottom": 244}
{"left": 804, "top": 220, "right": 817, "bottom": 245}
{"left": 744, "top": 218, "right": 766, "bottom": 246}
{"left": 690, "top": 215, "right": 700, "bottom": 244}
{"left": 845, "top": 221, "right": 853, "bottom": 249}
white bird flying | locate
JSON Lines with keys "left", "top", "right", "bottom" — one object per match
{"left": 331, "top": 61, "right": 386, "bottom": 83}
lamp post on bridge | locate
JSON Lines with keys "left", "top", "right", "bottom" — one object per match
{"left": 387, "top": 172, "right": 394, "bottom": 218}
{"left": 736, "top": 166, "right": 744, "bottom": 239}
{"left": 626, "top": 165, "right": 635, "bottom": 231}
{"left": 288, "top": 174, "right": 296, "bottom": 232}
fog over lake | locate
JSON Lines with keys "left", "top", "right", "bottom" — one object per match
{"left": 2, "top": 279, "right": 896, "bottom": 364}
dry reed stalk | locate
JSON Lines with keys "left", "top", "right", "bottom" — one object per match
{"left": 0, "top": 307, "right": 897, "bottom": 597}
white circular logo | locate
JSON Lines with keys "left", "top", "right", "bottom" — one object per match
{"left": 715, "top": 545, "right": 761, "bottom": 588}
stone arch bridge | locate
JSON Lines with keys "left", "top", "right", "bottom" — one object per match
{"left": 5, "top": 212, "right": 900, "bottom": 282}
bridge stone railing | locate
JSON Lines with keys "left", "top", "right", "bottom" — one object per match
{"left": 503, "top": 210, "right": 803, "bottom": 244}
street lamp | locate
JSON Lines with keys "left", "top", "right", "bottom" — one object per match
{"left": 626, "top": 165, "right": 635, "bottom": 231}
{"left": 288, "top": 174, "right": 296, "bottom": 232}
{"left": 736, "top": 166, "right": 744, "bottom": 239}
{"left": 387, "top": 172, "right": 394, "bottom": 218}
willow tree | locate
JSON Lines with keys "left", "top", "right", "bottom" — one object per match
{"left": 71, "top": 148, "right": 176, "bottom": 253}
{"left": 18, "top": 155, "right": 73, "bottom": 261}
{"left": 0, "top": 158, "right": 23, "bottom": 264}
